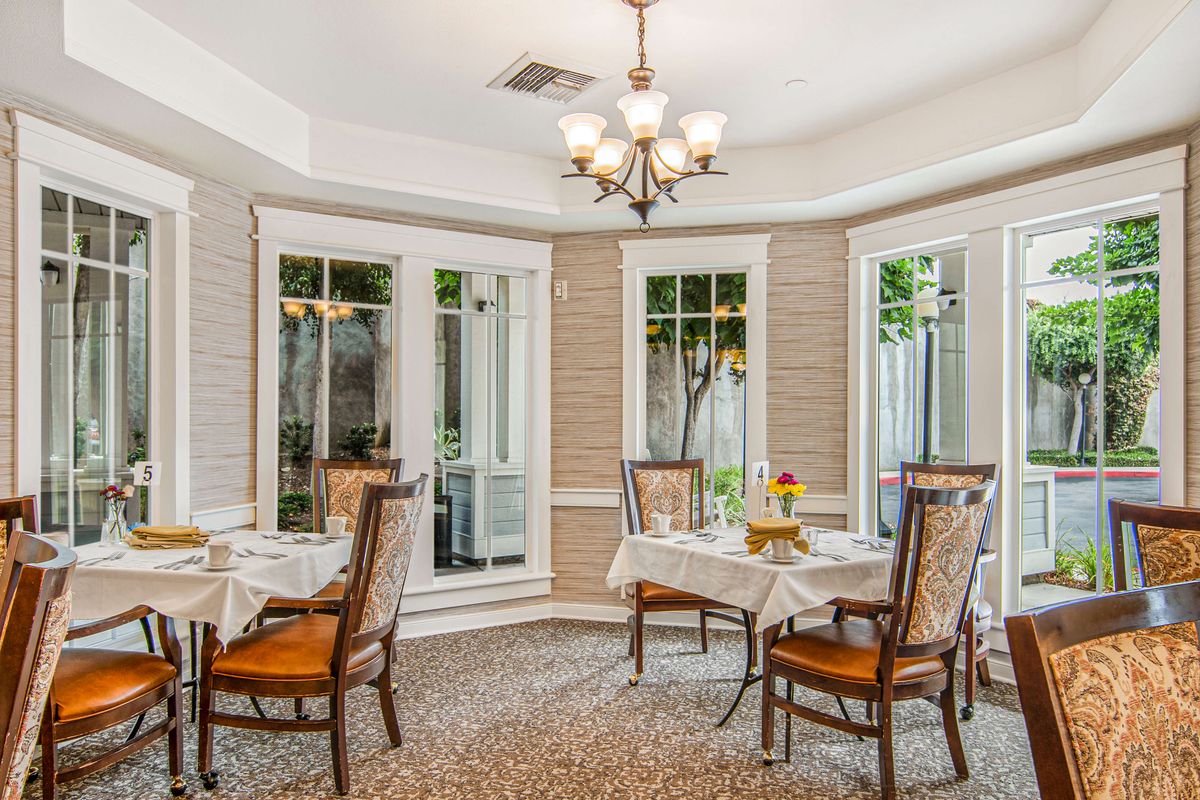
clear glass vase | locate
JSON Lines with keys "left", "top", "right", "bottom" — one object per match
{"left": 101, "top": 503, "right": 127, "bottom": 547}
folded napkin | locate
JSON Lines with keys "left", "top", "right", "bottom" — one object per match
{"left": 744, "top": 518, "right": 805, "bottom": 556}
{"left": 126, "top": 525, "right": 210, "bottom": 550}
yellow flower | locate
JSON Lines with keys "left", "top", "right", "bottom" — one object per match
{"left": 790, "top": 483, "right": 807, "bottom": 497}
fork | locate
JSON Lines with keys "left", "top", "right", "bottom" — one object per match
{"left": 237, "top": 549, "right": 286, "bottom": 560}
{"left": 79, "top": 552, "right": 126, "bottom": 567}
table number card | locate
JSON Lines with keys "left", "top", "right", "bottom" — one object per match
{"left": 133, "top": 461, "right": 162, "bottom": 486}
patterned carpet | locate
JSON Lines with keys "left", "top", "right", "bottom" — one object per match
{"left": 35, "top": 620, "right": 1040, "bottom": 799}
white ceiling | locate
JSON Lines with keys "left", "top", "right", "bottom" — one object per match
{"left": 1, "top": 0, "right": 1198, "bottom": 233}
{"left": 126, "top": 0, "right": 1111, "bottom": 157}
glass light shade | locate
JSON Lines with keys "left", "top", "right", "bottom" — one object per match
{"left": 338, "top": 305, "right": 354, "bottom": 319}
{"left": 557, "top": 113, "right": 606, "bottom": 160}
{"left": 312, "top": 300, "right": 331, "bottom": 317}
{"left": 713, "top": 304, "right": 731, "bottom": 322}
{"left": 915, "top": 286, "right": 940, "bottom": 320}
{"left": 617, "top": 90, "right": 669, "bottom": 140}
{"left": 281, "top": 300, "right": 305, "bottom": 318}
{"left": 593, "top": 138, "right": 629, "bottom": 175}
{"left": 679, "top": 111, "right": 727, "bottom": 157}
{"left": 653, "top": 138, "right": 690, "bottom": 177}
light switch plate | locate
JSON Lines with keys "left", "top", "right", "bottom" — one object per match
{"left": 553, "top": 280, "right": 567, "bottom": 300}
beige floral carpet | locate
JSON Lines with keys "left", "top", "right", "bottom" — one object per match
{"left": 34, "top": 620, "right": 1039, "bottom": 799}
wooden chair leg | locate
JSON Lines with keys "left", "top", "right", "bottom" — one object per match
{"left": 377, "top": 653, "right": 403, "bottom": 748}
{"left": 39, "top": 711, "right": 56, "bottom": 800}
{"left": 761, "top": 661, "right": 775, "bottom": 765}
{"left": 198, "top": 640, "right": 219, "bottom": 791}
{"left": 939, "top": 685, "right": 970, "bottom": 779}
{"left": 784, "top": 680, "right": 793, "bottom": 763}
{"left": 329, "top": 692, "right": 350, "bottom": 795}
{"left": 977, "top": 653, "right": 992, "bottom": 686}
{"left": 749, "top": 613, "right": 759, "bottom": 670}
{"left": 629, "top": 603, "right": 644, "bottom": 686}
{"left": 167, "top": 679, "right": 187, "bottom": 796}
{"left": 962, "top": 612, "right": 978, "bottom": 720}
{"left": 699, "top": 610, "right": 709, "bottom": 653}
{"left": 877, "top": 700, "right": 896, "bottom": 800}
{"left": 295, "top": 697, "right": 309, "bottom": 720}
{"left": 626, "top": 614, "right": 636, "bottom": 657}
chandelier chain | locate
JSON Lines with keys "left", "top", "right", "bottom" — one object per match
{"left": 636, "top": 8, "right": 646, "bottom": 68}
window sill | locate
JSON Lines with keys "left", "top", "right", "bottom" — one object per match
{"left": 400, "top": 570, "right": 556, "bottom": 613}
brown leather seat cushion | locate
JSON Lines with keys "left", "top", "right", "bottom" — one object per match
{"left": 771, "top": 620, "right": 946, "bottom": 685}
{"left": 53, "top": 649, "right": 176, "bottom": 722}
{"left": 212, "top": 614, "right": 382, "bottom": 681}
{"left": 314, "top": 578, "right": 345, "bottom": 598}
{"left": 640, "top": 581, "right": 710, "bottom": 602}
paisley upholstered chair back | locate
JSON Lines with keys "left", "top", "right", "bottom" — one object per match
{"left": 0, "top": 496, "right": 40, "bottom": 567}
{"left": 896, "top": 482, "right": 995, "bottom": 647}
{"left": 1109, "top": 499, "right": 1200, "bottom": 591}
{"left": 1006, "top": 582, "right": 1200, "bottom": 800}
{"left": 314, "top": 459, "right": 404, "bottom": 535}
{"left": 350, "top": 477, "right": 427, "bottom": 638}
{"left": 621, "top": 459, "right": 704, "bottom": 536}
{"left": 0, "top": 533, "right": 74, "bottom": 800}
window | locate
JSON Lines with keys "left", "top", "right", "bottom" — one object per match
{"left": 434, "top": 268, "right": 528, "bottom": 576}
{"left": 874, "top": 248, "right": 968, "bottom": 535}
{"left": 276, "top": 253, "right": 394, "bottom": 532}
{"left": 1019, "top": 210, "right": 1160, "bottom": 608}
{"left": 39, "top": 187, "right": 151, "bottom": 545}
{"left": 643, "top": 270, "right": 748, "bottom": 523}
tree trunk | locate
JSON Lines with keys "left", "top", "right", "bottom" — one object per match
{"left": 373, "top": 314, "right": 389, "bottom": 449}
{"left": 71, "top": 266, "right": 91, "bottom": 421}
{"left": 678, "top": 351, "right": 726, "bottom": 460}
{"left": 312, "top": 320, "right": 327, "bottom": 458}
{"left": 1066, "top": 384, "right": 1083, "bottom": 455}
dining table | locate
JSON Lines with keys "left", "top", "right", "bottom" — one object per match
{"left": 606, "top": 525, "right": 895, "bottom": 725}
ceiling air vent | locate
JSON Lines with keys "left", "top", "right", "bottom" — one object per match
{"left": 487, "top": 53, "right": 608, "bottom": 104}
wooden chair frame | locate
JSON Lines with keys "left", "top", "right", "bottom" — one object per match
{"left": 619, "top": 458, "right": 752, "bottom": 687}
{"left": 1006, "top": 581, "right": 1200, "bottom": 800}
{"left": 40, "top": 606, "right": 186, "bottom": 799}
{"left": 311, "top": 458, "right": 405, "bottom": 534}
{"left": 0, "top": 533, "right": 74, "bottom": 797}
{"left": 0, "top": 496, "right": 40, "bottom": 562}
{"left": 896, "top": 462, "right": 998, "bottom": 719}
{"left": 762, "top": 481, "right": 996, "bottom": 800}
{"left": 199, "top": 476, "right": 427, "bottom": 796}
{"left": 1107, "top": 498, "right": 1200, "bottom": 591}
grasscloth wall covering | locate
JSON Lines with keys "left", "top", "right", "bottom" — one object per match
{"left": 1186, "top": 121, "right": 1200, "bottom": 504}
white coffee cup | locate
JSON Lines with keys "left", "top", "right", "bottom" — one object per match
{"left": 770, "top": 537, "right": 795, "bottom": 562}
{"left": 650, "top": 513, "right": 672, "bottom": 534}
{"left": 325, "top": 516, "right": 349, "bottom": 537}
{"left": 207, "top": 541, "right": 233, "bottom": 567}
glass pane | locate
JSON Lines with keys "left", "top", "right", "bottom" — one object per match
{"left": 460, "top": 271, "right": 490, "bottom": 314}
{"left": 931, "top": 298, "right": 968, "bottom": 465}
{"left": 645, "top": 318, "right": 680, "bottom": 460}
{"left": 877, "top": 310, "right": 916, "bottom": 535}
{"left": 1021, "top": 279, "right": 1100, "bottom": 609}
{"left": 680, "top": 273, "right": 710, "bottom": 314}
{"left": 715, "top": 273, "right": 747, "bottom": 311}
{"left": 1101, "top": 213, "right": 1159, "bottom": 271}
{"left": 646, "top": 274, "right": 676, "bottom": 316}
{"left": 72, "top": 198, "right": 112, "bottom": 262}
{"left": 435, "top": 313, "right": 478, "bottom": 575}
{"left": 490, "top": 316, "right": 526, "bottom": 570}
{"left": 280, "top": 254, "right": 322, "bottom": 300}
{"left": 42, "top": 188, "right": 70, "bottom": 254}
{"left": 679, "top": 317, "right": 712, "bottom": 461}
{"left": 40, "top": 258, "right": 72, "bottom": 538}
{"left": 1023, "top": 221, "right": 1100, "bottom": 284}
{"left": 712, "top": 317, "right": 747, "bottom": 525}
{"left": 330, "top": 259, "right": 391, "bottom": 305}
{"left": 434, "top": 268, "right": 463, "bottom": 311}
{"left": 938, "top": 250, "right": 967, "bottom": 295}
{"left": 278, "top": 305, "right": 320, "bottom": 531}
{"left": 329, "top": 309, "right": 392, "bottom": 459}
{"left": 494, "top": 275, "right": 526, "bottom": 316}
{"left": 122, "top": 273, "right": 150, "bottom": 526}
{"left": 878, "top": 257, "right": 916, "bottom": 306}
{"left": 114, "top": 211, "right": 150, "bottom": 269}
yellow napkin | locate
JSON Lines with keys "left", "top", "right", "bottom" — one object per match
{"left": 127, "top": 525, "right": 210, "bottom": 550}
{"left": 744, "top": 518, "right": 805, "bottom": 556}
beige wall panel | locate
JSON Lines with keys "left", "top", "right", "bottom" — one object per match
{"left": 1186, "top": 123, "right": 1200, "bottom": 503}
{"left": 0, "top": 108, "right": 15, "bottom": 495}
{"left": 549, "top": 505, "right": 624, "bottom": 605}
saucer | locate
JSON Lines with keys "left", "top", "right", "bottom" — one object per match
{"left": 647, "top": 531, "right": 674, "bottom": 537}
{"left": 202, "top": 562, "right": 236, "bottom": 571}
{"left": 761, "top": 552, "right": 803, "bottom": 563}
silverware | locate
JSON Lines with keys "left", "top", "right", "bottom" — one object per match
{"left": 79, "top": 552, "right": 126, "bottom": 567}
{"left": 155, "top": 555, "right": 203, "bottom": 571}
{"left": 811, "top": 549, "right": 849, "bottom": 562}
{"left": 236, "top": 549, "right": 286, "bottom": 560}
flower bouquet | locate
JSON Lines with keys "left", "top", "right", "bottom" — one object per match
{"left": 100, "top": 484, "right": 135, "bottom": 547}
{"left": 767, "top": 471, "right": 806, "bottom": 519}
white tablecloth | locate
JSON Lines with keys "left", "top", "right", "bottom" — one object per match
{"left": 69, "top": 531, "right": 353, "bottom": 642}
{"left": 606, "top": 527, "right": 893, "bottom": 631}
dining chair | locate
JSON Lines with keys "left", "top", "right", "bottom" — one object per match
{"left": 1107, "top": 498, "right": 1200, "bottom": 591}
{"left": 312, "top": 457, "right": 405, "bottom": 535}
{"left": 619, "top": 458, "right": 751, "bottom": 687}
{"left": 198, "top": 476, "right": 427, "bottom": 796}
{"left": 40, "top": 606, "right": 186, "bottom": 799}
{"left": 0, "top": 495, "right": 40, "bottom": 564}
{"left": 0, "top": 532, "right": 74, "bottom": 800}
{"left": 897, "top": 461, "right": 998, "bottom": 720}
{"left": 1006, "top": 581, "right": 1200, "bottom": 799}
{"left": 761, "top": 480, "right": 996, "bottom": 800}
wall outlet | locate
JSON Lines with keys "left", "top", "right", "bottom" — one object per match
{"left": 553, "top": 280, "right": 567, "bottom": 300}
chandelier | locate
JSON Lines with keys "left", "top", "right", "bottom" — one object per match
{"left": 556, "top": 0, "right": 728, "bottom": 232}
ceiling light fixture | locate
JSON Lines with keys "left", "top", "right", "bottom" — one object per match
{"left": 556, "top": 0, "right": 728, "bottom": 232}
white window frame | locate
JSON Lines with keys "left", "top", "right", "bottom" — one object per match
{"left": 847, "top": 146, "right": 1186, "bottom": 654}
{"left": 254, "top": 207, "right": 553, "bottom": 613}
{"left": 13, "top": 112, "right": 193, "bottom": 529}
{"left": 620, "top": 234, "right": 770, "bottom": 517}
